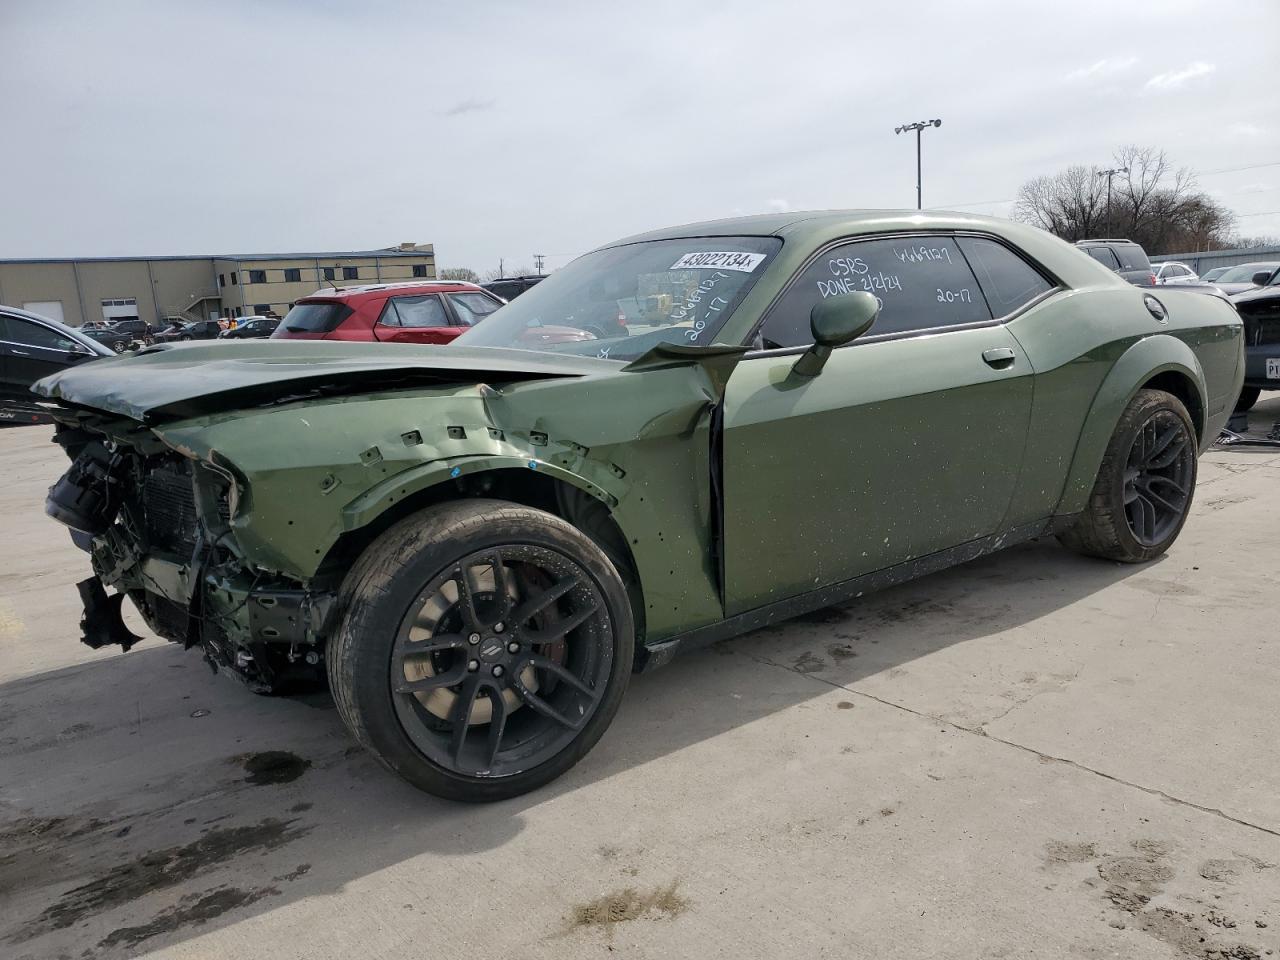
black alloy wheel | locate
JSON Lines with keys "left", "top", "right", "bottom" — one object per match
{"left": 390, "top": 545, "right": 613, "bottom": 778}
{"left": 1122, "top": 408, "right": 1195, "bottom": 547}
{"left": 328, "top": 500, "right": 633, "bottom": 801}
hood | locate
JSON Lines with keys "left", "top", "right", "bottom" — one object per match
{"left": 1218, "top": 282, "right": 1264, "bottom": 296}
{"left": 1230, "top": 285, "right": 1280, "bottom": 307}
{"left": 33, "top": 340, "right": 618, "bottom": 423}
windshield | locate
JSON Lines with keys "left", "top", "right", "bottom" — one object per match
{"left": 456, "top": 236, "right": 781, "bottom": 360}
{"left": 1217, "top": 263, "right": 1279, "bottom": 283}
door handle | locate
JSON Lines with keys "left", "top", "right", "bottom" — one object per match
{"left": 11, "top": 349, "right": 31, "bottom": 357}
{"left": 982, "top": 347, "right": 1016, "bottom": 369}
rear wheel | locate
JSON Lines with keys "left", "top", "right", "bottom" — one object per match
{"left": 1235, "top": 386, "right": 1260, "bottom": 413}
{"left": 111, "top": 341, "right": 127, "bottom": 353}
{"left": 328, "top": 500, "right": 633, "bottom": 802}
{"left": 1059, "top": 389, "right": 1197, "bottom": 563}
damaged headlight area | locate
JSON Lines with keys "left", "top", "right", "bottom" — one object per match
{"left": 45, "top": 424, "right": 334, "bottom": 692}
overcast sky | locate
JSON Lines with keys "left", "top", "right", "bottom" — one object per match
{"left": 2, "top": 0, "right": 1277, "bottom": 271}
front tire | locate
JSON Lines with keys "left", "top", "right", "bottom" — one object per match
{"left": 327, "top": 500, "right": 634, "bottom": 802}
{"left": 1059, "top": 389, "right": 1197, "bottom": 563}
{"left": 1235, "top": 386, "right": 1260, "bottom": 413}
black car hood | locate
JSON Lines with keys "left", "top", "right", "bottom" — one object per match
{"left": 33, "top": 340, "right": 619, "bottom": 423}
{"left": 1230, "top": 285, "right": 1280, "bottom": 307}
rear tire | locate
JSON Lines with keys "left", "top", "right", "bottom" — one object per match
{"left": 327, "top": 499, "right": 633, "bottom": 802}
{"left": 1235, "top": 386, "right": 1260, "bottom": 413}
{"left": 1058, "top": 389, "right": 1197, "bottom": 563}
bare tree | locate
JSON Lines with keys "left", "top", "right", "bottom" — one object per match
{"left": 439, "top": 267, "right": 480, "bottom": 282}
{"left": 482, "top": 265, "right": 535, "bottom": 282}
{"left": 1013, "top": 146, "right": 1235, "bottom": 253}
{"left": 1230, "top": 234, "right": 1280, "bottom": 249}
{"left": 1013, "top": 164, "right": 1108, "bottom": 241}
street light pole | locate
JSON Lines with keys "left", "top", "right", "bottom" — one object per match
{"left": 1095, "top": 166, "right": 1128, "bottom": 236}
{"left": 894, "top": 119, "right": 942, "bottom": 210}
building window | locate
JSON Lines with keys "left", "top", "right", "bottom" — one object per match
{"left": 218, "top": 273, "right": 225, "bottom": 288}
{"left": 412, "top": 264, "right": 429, "bottom": 278}
{"left": 342, "top": 266, "right": 359, "bottom": 281}
{"left": 248, "top": 269, "right": 267, "bottom": 284}
{"left": 254, "top": 304, "right": 271, "bottom": 314}
{"left": 235, "top": 307, "right": 243, "bottom": 317}
{"left": 323, "top": 267, "right": 336, "bottom": 281}
{"left": 231, "top": 272, "right": 238, "bottom": 285}
{"left": 284, "top": 268, "right": 301, "bottom": 282}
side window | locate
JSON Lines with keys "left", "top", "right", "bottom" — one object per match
{"left": 1086, "top": 247, "right": 1121, "bottom": 270}
{"left": 447, "top": 292, "right": 501, "bottom": 326}
{"left": 380, "top": 295, "right": 448, "bottom": 328}
{"left": 758, "top": 236, "right": 990, "bottom": 348}
{"left": 9, "top": 318, "right": 77, "bottom": 351}
{"left": 955, "top": 237, "right": 1054, "bottom": 317}
{"left": 377, "top": 300, "right": 401, "bottom": 327}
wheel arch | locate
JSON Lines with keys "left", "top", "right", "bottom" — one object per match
{"left": 1055, "top": 335, "right": 1207, "bottom": 517}
{"left": 317, "top": 460, "right": 647, "bottom": 648}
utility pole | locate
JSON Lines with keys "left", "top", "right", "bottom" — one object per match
{"left": 499, "top": 257, "right": 505, "bottom": 278}
{"left": 894, "top": 118, "right": 942, "bottom": 210}
{"left": 1095, "top": 167, "right": 1128, "bottom": 237}
{"left": 533, "top": 253, "right": 546, "bottom": 275}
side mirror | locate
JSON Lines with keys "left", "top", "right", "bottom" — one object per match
{"left": 1252, "top": 271, "right": 1272, "bottom": 286}
{"left": 792, "top": 292, "right": 879, "bottom": 377}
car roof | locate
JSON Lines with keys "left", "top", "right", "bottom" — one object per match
{"left": 609, "top": 208, "right": 1069, "bottom": 247}
{"left": 1075, "top": 238, "right": 1142, "bottom": 247}
{"left": 300, "top": 280, "right": 486, "bottom": 302}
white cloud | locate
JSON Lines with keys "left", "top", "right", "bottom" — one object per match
{"left": 1228, "top": 122, "right": 1264, "bottom": 138}
{"left": 1144, "top": 61, "right": 1216, "bottom": 91}
{"left": 1065, "top": 57, "right": 1137, "bottom": 82}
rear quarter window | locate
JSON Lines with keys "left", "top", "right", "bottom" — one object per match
{"left": 956, "top": 237, "right": 1054, "bottom": 317}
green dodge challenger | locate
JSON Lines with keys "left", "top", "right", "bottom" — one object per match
{"left": 37, "top": 211, "right": 1242, "bottom": 801}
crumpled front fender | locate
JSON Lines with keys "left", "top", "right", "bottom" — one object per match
{"left": 153, "top": 383, "right": 625, "bottom": 581}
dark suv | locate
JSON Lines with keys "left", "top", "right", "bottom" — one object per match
{"left": 154, "top": 319, "right": 223, "bottom": 343}
{"left": 482, "top": 275, "right": 546, "bottom": 301}
{"left": 110, "top": 318, "right": 158, "bottom": 343}
{"left": 1075, "top": 239, "right": 1157, "bottom": 287}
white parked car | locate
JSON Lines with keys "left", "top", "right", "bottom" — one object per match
{"left": 1151, "top": 261, "right": 1203, "bottom": 286}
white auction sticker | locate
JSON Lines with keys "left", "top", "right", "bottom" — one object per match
{"left": 670, "top": 251, "right": 767, "bottom": 272}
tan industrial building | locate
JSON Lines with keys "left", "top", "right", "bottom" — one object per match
{"left": 0, "top": 244, "right": 436, "bottom": 327}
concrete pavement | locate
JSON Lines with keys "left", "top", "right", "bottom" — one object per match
{"left": 2, "top": 399, "right": 1279, "bottom": 959}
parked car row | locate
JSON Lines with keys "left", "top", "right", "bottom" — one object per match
{"left": 6, "top": 240, "right": 1280, "bottom": 425}
{"left": 1075, "top": 237, "right": 1280, "bottom": 411}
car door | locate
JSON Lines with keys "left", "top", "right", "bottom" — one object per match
{"left": 0, "top": 314, "right": 96, "bottom": 404}
{"left": 720, "top": 234, "right": 1038, "bottom": 615}
{"left": 373, "top": 295, "right": 455, "bottom": 344}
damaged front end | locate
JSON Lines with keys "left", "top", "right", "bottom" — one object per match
{"left": 46, "top": 423, "right": 333, "bottom": 691}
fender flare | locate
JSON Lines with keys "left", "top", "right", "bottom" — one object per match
{"left": 1055, "top": 335, "right": 1206, "bottom": 517}
{"left": 339, "top": 453, "right": 621, "bottom": 533}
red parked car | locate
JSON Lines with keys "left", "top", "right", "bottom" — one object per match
{"left": 271, "top": 281, "right": 503, "bottom": 344}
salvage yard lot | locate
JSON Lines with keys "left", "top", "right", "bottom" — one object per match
{"left": 2, "top": 406, "right": 1280, "bottom": 960}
